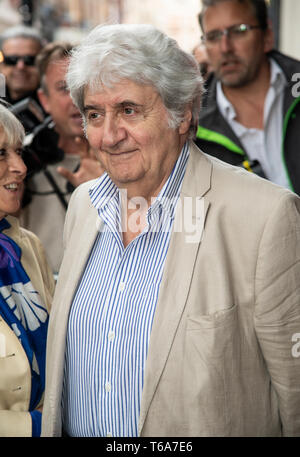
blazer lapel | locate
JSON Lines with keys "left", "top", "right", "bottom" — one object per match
{"left": 45, "top": 201, "right": 101, "bottom": 432}
{"left": 54, "top": 208, "right": 101, "bottom": 315}
{"left": 138, "top": 143, "right": 212, "bottom": 433}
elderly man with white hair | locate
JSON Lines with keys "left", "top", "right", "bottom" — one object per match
{"left": 42, "top": 24, "right": 300, "bottom": 437}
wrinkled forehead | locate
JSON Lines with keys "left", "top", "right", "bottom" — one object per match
{"left": 83, "top": 78, "right": 159, "bottom": 105}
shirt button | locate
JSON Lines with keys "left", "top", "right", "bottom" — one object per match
{"left": 105, "top": 382, "right": 111, "bottom": 392}
{"left": 108, "top": 331, "right": 115, "bottom": 341}
{"left": 107, "top": 432, "right": 112, "bottom": 437}
{"left": 118, "top": 282, "right": 126, "bottom": 292}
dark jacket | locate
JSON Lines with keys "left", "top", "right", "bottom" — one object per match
{"left": 195, "top": 50, "right": 300, "bottom": 195}
{"left": 3, "top": 85, "right": 40, "bottom": 106}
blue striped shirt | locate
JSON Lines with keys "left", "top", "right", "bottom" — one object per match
{"left": 62, "top": 142, "right": 190, "bottom": 437}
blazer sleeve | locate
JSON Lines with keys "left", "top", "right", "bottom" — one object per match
{"left": 254, "top": 191, "right": 300, "bottom": 436}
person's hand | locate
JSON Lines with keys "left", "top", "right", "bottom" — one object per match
{"left": 57, "top": 137, "right": 105, "bottom": 187}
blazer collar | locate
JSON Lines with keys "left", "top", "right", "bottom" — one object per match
{"left": 181, "top": 141, "right": 212, "bottom": 198}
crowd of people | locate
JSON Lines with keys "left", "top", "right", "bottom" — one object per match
{"left": 0, "top": 0, "right": 299, "bottom": 438}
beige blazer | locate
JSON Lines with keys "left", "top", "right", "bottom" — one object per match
{"left": 0, "top": 216, "right": 55, "bottom": 437}
{"left": 42, "top": 142, "right": 300, "bottom": 437}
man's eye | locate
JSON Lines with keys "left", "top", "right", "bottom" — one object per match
{"left": 57, "top": 85, "right": 69, "bottom": 93}
{"left": 88, "top": 112, "right": 103, "bottom": 121}
{"left": 124, "top": 107, "right": 135, "bottom": 115}
{"left": 206, "top": 31, "right": 221, "bottom": 42}
{"left": 232, "top": 26, "right": 246, "bottom": 35}
{"left": 0, "top": 148, "right": 7, "bottom": 158}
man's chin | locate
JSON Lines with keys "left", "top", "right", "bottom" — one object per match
{"left": 220, "top": 74, "right": 249, "bottom": 88}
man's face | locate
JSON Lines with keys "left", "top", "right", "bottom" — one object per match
{"left": 0, "top": 37, "right": 41, "bottom": 99}
{"left": 202, "top": 0, "right": 273, "bottom": 87}
{"left": 38, "top": 58, "right": 83, "bottom": 138}
{"left": 84, "top": 79, "right": 190, "bottom": 198}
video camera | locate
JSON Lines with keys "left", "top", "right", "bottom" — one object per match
{"left": 8, "top": 96, "right": 64, "bottom": 177}
{"left": 8, "top": 96, "right": 68, "bottom": 208}
{"left": 9, "top": 96, "right": 45, "bottom": 134}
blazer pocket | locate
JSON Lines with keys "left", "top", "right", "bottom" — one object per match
{"left": 187, "top": 305, "right": 237, "bottom": 330}
{"left": 187, "top": 304, "right": 238, "bottom": 329}
{"left": 186, "top": 304, "right": 238, "bottom": 359}
{"left": 183, "top": 305, "right": 239, "bottom": 434}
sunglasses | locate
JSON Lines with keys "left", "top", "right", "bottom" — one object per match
{"left": 2, "top": 54, "right": 36, "bottom": 66}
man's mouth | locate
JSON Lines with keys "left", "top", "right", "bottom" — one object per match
{"left": 108, "top": 149, "right": 137, "bottom": 157}
{"left": 220, "top": 58, "right": 241, "bottom": 69}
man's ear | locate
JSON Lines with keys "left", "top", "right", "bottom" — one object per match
{"left": 264, "top": 20, "right": 275, "bottom": 53}
{"left": 37, "top": 87, "right": 50, "bottom": 113}
{"left": 179, "top": 107, "right": 192, "bottom": 135}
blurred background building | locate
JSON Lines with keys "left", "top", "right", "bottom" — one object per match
{"left": 0, "top": 0, "right": 299, "bottom": 58}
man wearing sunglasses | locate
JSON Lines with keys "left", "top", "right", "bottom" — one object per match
{"left": 195, "top": 0, "right": 300, "bottom": 195}
{"left": 0, "top": 25, "right": 44, "bottom": 104}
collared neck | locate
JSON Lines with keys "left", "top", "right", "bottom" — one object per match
{"left": 217, "top": 57, "right": 287, "bottom": 123}
{"left": 89, "top": 142, "right": 190, "bottom": 224}
{"left": 217, "top": 80, "right": 236, "bottom": 123}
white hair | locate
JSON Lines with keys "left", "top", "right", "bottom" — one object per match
{"left": 0, "top": 25, "right": 44, "bottom": 49}
{"left": 67, "top": 24, "right": 203, "bottom": 138}
{"left": 0, "top": 102, "right": 25, "bottom": 146}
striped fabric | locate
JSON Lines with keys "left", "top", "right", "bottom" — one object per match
{"left": 62, "top": 142, "right": 190, "bottom": 437}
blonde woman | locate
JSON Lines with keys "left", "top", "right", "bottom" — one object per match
{"left": 0, "top": 103, "right": 54, "bottom": 436}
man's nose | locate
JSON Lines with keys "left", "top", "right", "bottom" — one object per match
{"left": 102, "top": 113, "right": 127, "bottom": 148}
{"left": 219, "top": 33, "right": 234, "bottom": 53}
{"left": 15, "top": 58, "right": 26, "bottom": 70}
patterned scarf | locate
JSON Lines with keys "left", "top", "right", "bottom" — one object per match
{"left": 0, "top": 218, "right": 49, "bottom": 410}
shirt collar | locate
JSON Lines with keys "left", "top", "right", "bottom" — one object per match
{"left": 269, "top": 57, "right": 287, "bottom": 92}
{"left": 89, "top": 172, "right": 118, "bottom": 212}
{"left": 217, "top": 81, "right": 236, "bottom": 122}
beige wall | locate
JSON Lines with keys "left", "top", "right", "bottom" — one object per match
{"left": 280, "top": 0, "right": 300, "bottom": 60}
{"left": 123, "top": 0, "right": 201, "bottom": 52}
{"left": 54, "top": 0, "right": 202, "bottom": 53}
